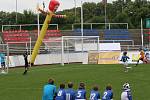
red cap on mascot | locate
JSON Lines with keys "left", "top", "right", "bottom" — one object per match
{"left": 48, "top": 0, "right": 60, "bottom": 12}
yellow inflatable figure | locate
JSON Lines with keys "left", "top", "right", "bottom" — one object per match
{"left": 30, "top": 0, "right": 65, "bottom": 65}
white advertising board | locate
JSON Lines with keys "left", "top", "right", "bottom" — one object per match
{"left": 75, "top": 43, "right": 121, "bottom": 51}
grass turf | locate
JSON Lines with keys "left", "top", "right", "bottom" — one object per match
{"left": 0, "top": 64, "right": 150, "bottom": 100}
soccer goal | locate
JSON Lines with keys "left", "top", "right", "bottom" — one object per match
{"left": 0, "top": 44, "right": 9, "bottom": 74}
{"left": 40, "top": 36, "right": 99, "bottom": 65}
{"left": 61, "top": 36, "right": 99, "bottom": 65}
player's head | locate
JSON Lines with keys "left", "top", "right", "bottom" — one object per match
{"left": 93, "top": 85, "right": 99, "bottom": 91}
{"left": 25, "top": 51, "right": 28, "bottom": 55}
{"left": 79, "top": 82, "right": 85, "bottom": 89}
{"left": 123, "top": 51, "right": 127, "bottom": 56}
{"left": 139, "top": 47, "right": 142, "bottom": 51}
{"left": 146, "top": 53, "right": 149, "bottom": 56}
{"left": 123, "top": 82, "right": 130, "bottom": 90}
{"left": 48, "top": 78, "right": 54, "bottom": 85}
{"left": 68, "top": 82, "right": 73, "bottom": 88}
{"left": 106, "top": 84, "right": 112, "bottom": 90}
{"left": 60, "top": 83, "right": 65, "bottom": 89}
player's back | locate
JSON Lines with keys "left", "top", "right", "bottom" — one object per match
{"left": 56, "top": 88, "right": 66, "bottom": 100}
{"left": 121, "top": 90, "right": 132, "bottom": 100}
{"left": 75, "top": 89, "right": 86, "bottom": 100}
{"left": 102, "top": 90, "right": 113, "bottom": 100}
{"left": 42, "top": 84, "right": 56, "bottom": 100}
{"left": 89, "top": 90, "right": 100, "bottom": 100}
{"left": 66, "top": 88, "right": 76, "bottom": 100}
{"left": 140, "top": 50, "right": 145, "bottom": 58}
{"left": 121, "top": 56, "right": 129, "bottom": 62}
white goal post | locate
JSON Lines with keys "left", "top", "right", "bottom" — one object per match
{"left": 0, "top": 44, "right": 9, "bottom": 74}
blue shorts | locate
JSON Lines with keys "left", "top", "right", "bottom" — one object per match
{"left": 1, "top": 62, "right": 5, "bottom": 66}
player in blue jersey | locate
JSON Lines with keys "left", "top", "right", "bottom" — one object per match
{"left": 89, "top": 85, "right": 100, "bottom": 100}
{"left": 120, "top": 51, "right": 130, "bottom": 72}
{"left": 42, "top": 78, "right": 56, "bottom": 100}
{"left": 121, "top": 82, "right": 132, "bottom": 100}
{"left": 75, "top": 82, "right": 86, "bottom": 100}
{"left": 56, "top": 83, "right": 66, "bottom": 100}
{"left": 65, "top": 82, "right": 76, "bottom": 100}
{"left": 102, "top": 84, "right": 113, "bottom": 100}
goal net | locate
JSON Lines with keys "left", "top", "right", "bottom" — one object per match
{"left": 0, "top": 44, "right": 9, "bottom": 74}
{"left": 43, "top": 36, "right": 99, "bottom": 65}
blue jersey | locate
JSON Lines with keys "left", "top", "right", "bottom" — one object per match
{"left": 42, "top": 84, "right": 56, "bottom": 100}
{"left": 56, "top": 88, "right": 66, "bottom": 100}
{"left": 0, "top": 53, "right": 5, "bottom": 63}
{"left": 75, "top": 89, "right": 86, "bottom": 99}
{"left": 102, "top": 90, "right": 113, "bottom": 100}
{"left": 121, "top": 55, "right": 130, "bottom": 62}
{"left": 66, "top": 88, "right": 76, "bottom": 100}
{"left": 89, "top": 90, "right": 100, "bottom": 100}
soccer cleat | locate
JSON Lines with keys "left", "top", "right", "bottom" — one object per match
{"left": 134, "top": 64, "right": 138, "bottom": 67}
{"left": 126, "top": 67, "right": 132, "bottom": 69}
{"left": 1, "top": 70, "right": 6, "bottom": 74}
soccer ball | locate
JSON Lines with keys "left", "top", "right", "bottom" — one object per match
{"left": 123, "top": 83, "right": 130, "bottom": 90}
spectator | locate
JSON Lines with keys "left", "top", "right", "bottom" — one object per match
{"left": 143, "top": 46, "right": 149, "bottom": 53}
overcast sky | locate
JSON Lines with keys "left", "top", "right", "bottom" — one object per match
{"left": 0, "top": 0, "right": 114, "bottom": 13}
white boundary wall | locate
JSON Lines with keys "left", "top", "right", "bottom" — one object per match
{"left": 3, "top": 51, "right": 149, "bottom": 67}
{"left": 4, "top": 53, "right": 88, "bottom": 67}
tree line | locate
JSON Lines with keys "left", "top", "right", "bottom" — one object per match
{"left": 0, "top": 0, "right": 150, "bottom": 30}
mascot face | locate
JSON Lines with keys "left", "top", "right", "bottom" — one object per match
{"left": 48, "top": 0, "right": 60, "bottom": 12}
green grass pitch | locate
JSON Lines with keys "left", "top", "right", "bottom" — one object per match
{"left": 0, "top": 64, "right": 150, "bottom": 100}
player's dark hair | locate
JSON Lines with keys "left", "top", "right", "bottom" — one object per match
{"left": 60, "top": 83, "right": 65, "bottom": 89}
{"left": 93, "top": 85, "right": 99, "bottom": 91}
{"left": 68, "top": 82, "right": 73, "bottom": 88}
{"left": 24, "top": 51, "right": 28, "bottom": 55}
{"left": 146, "top": 53, "right": 149, "bottom": 55}
{"left": 139, "top": 47, "right": 143, "bottom": 51}
{"left": 123, "top": 51, "right": 127, "bottom": 56}
{"left": 106, "top": 84, "right": 112, "bottom": 90}
{"left": 48, "top": 78, "right": 54, "bottom": 85}
{"left": 79, "top": 82, "right": 85, "bottom": 89}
